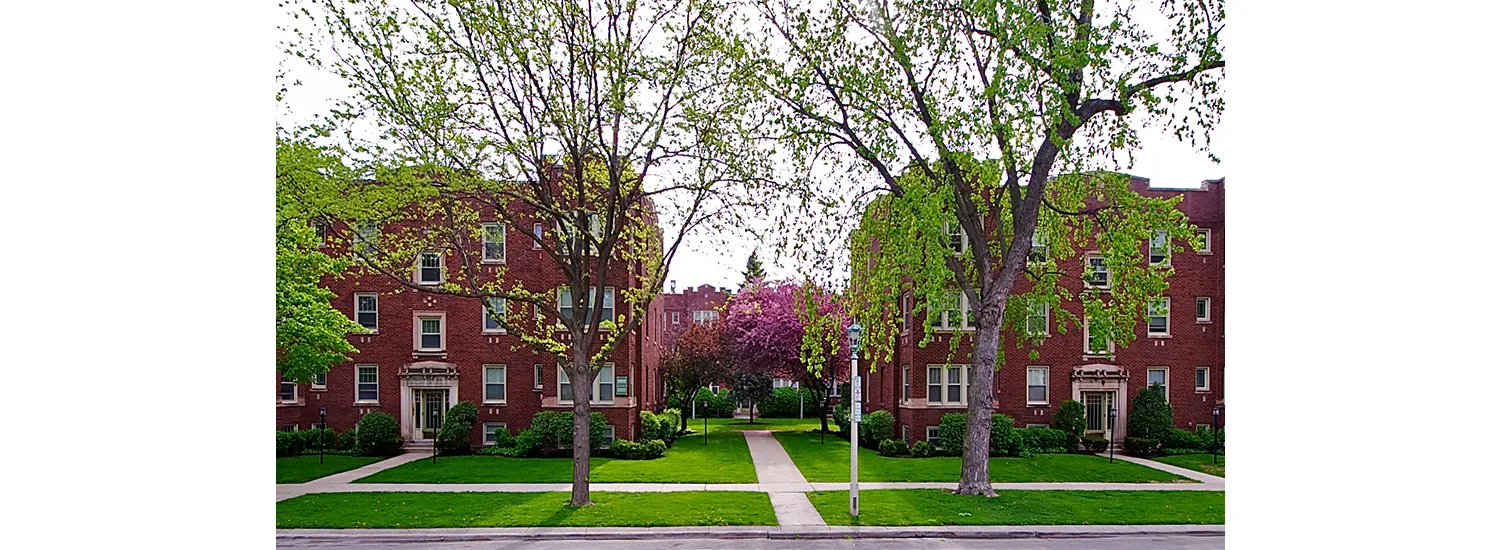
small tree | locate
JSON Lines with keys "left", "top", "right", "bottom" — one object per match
{"left": 1055, "top": 400, "right": 1087, "bottom": 451}
{"left": 729, "top": 372, "right": 773, "bottom": 423}
{"left": 1127, "top": 385, "right": 1174, "bottom": 441}
{"left": 742, "top": 248, "right": 767, "bottom": 288}
{"left": 661, "top": 323, "right": 733, "bottom": 432}
{"left": 722, "top": 280, "right": 850, "bottom": 433}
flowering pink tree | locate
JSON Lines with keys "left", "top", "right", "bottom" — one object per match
{"left": 724, "top": 280, "right": 850, "bottom": 433}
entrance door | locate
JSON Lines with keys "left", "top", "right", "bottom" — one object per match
{"left": 1083, "top": 391, "right": 1117, "bottom": 434}
{"left": 413, "top": 389, "right": 449, "bottom": 440}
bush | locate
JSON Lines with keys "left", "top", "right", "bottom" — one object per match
{"left": 489, "top": 426, "right": 516, "bottom": 449}
{"left": 758, "top": 386, "right": 814, "bottom": 418}
{"left": 335, "top": 429, "right": 358, "bottom": 451}
{"left": 860, "top": 410, "right": 896, "bottom": 448}
{"left": 1162, "top": 428, "right": 1205, "bottom": 452}
{"left": 1080, "top": 434, "right": 1110, "bottom": 453}
{"left": 911, "top": 440, "right": 935, "bottom": 458}
{"left": 610, "top": 439, "right": 668, "bottom": 460}
{"left": 937, "top": 413, "right": 967, "bottom": 456}
{"left": 276, "top": 431, "right": 295, "bottom": 457}
{"left": 1013, "top": 427, "right": 1071, "bottom": 454}
{"left": 437, "top": 402, "right": 479, "bottom": 455}
{"left": 1054, "top": 400, "right": 1087, "bottom": 437}
{"left": 989, "top": 414, "right": 1016, "bottom": 455}
{"left": 1127, "top": 387, "right": 1173, "bottom": 441}
{"left": 524, "top": 411, "right": 609, "bottom": 453}
{"left": 1124, "top": 437, "right": 1161, "bottom": 457}
{"left": 832, "top": 403, "right": 851, "bottom": 436}
{"left": 878, "top": 438, "right": 906, "bottom": 457}
{"left": 693, "top": 388, "right": 737, "bottom": 418}
{"left": 1197, "top": 427, "right": 1225, "bottom": 453}
{"left": 659, "top": 408, "right": 683, "bottom": 445}
{"left": 355, "top": 412, "right": 403, "bottom": 456}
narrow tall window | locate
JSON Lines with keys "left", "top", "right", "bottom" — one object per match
{"left": 532, "top": 222, "right": 544, "bottom": 250}
{"left": 946, "top": 366, "right": 963, "bottom": 403}
{"left": 597, "top": 365, "right": 615, "bottom": 404}
{"left": 1149, "top": 230, "right": 1170, "bottom": 265}
{"left": 1027, "top": 367, "right": 1049, "bottom": 405}
{"left": 484, "top": 365, "right": 506, "bottom": 403}
{"left": 1147, "top": 368, "right": 1168, "bottom": 401}
{"left": 558, "top": 367, "right": 573, "bottom": 402}
{"left": 482, "top": 223, "right": 505, "bottom": 263}
{"left": 603, "top": 425, "right": 616, "bottom": 445}
{"left": 1086, "top": 255, "right": 1110, "bottom": 288}
{"left": 927, "top": 366, "right": 942, "bottom": 403}
{"left": 483, "top": 297, "right": 506, "bottom": 333}
{"left": 534, "top": 364, "right": 544, "bottom": 390}
{"left": 902, "top": 366, "right": 910, "bottom": 400}
{"left": 418, "top": 317, "right": 443, "bottom": 351}
{"left": 1196, "top": 228, "right": 1212, "bottom": 254}
{"left": 671, "top": 311, "right": 680, "bottom": 324}
{"left": 312, "top": 372, "right": 327, "bottom": 390}
{"left": 279, "top": 374, "right": 296, "bottom": 402}
{"left": 355, "top": 293, "right": 378, "bottom": 330}
{"left": 1085, "top": 316, "right": 1113, "bottom": 356}
{"left": 1029, "top": 230, "right": 1048, "bottom": 263}
{"left": 418, "top": 252, "right": 442, "bottom": 284}
{"left": 1195, "top": 367, "right": 1210, "bottom": 392}
{"left": 558, "top": 287, "right": 573, "bottom": 323}
{"left": 943, "top": 219, "right": 965, "bottom": 253}
{"left": 600, "top": 288, "right": 615, "bottom": 324}
{"left": 356, "top": 365, "right": 378, "bottom": 402}
{"left": 901, "top": 293, "right": 912, "bottom": 335}
{"left": 354, "top": 222, "right": 378, "bottom": 255}
{"left": 1026, "top": 301, "right": 1049, "bottom": 336}
{"left": 1148, "top": 298, "right": 1170, "bottom": 336}
{"left": 1196, "top": 297, "right": 1211, "bottom": 322}
{"left": 926, "top": 426, "right": 940, "bottom": 446}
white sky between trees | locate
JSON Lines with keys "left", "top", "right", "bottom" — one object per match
{"left": 276, "top": 1, "right": 1224, "bottom": 292}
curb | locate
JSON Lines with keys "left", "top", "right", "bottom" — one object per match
{"left": 277, "top": 525, "right": 1226, "bottom": 543}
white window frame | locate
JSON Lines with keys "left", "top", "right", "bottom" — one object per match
{"left": 902, "top": 425, "right": 910, "bottom": 443}
{"left": 312, "top": 372, "right": 327, "bottom": 390}
{"left": 1195, "top": 367, "right": 1210, "bottom": 392}
{"left": 926, "top": 426, "right": 941, "bottom": 446}
{"left": 928, "top": 290, "right": 976, "bottom": 332}
{"left": 926, "top": 364, "right": 969, "bottom": 406}
{"left": 558, "top": 212, "right": 603, "bottom": 256}
{"left": 1147, "top": 297, "right": 1170, "bottom": 337}
{"left": 902, "top": 366, "right": 909, "bottom": 401}
{"left": 672, "top": 311, "right": 681, "bottom": 324}
{"left": 901, "top": 293, "right": 912, "bottom": 335}
{"left": 416, "top": 313, "right": 445, "bottom": 352}
{"left": 603, "top": 425, "right": 616, "bottom": 446}
{"left": 557, "top": 287, "right": 615, "bottom": 328}
{"left": 1084, "top": 316, "right": 1115, "bottom": 356}
{"left": 355, "top": 364, "right": 379, "bottom": 404}
{"left": 482, "top": 423, "right": 508, "bottom": 446}
{"left": 532, "top": 222, "right": 544, "bottom": 250}
{"left": 417, "top": 251, "right": 443, "bottom": 285}
{"left": 482, "top": 223, "right": 506, "bottom": 264}
{"left": 1196, "top": 297, "right": 1211, "bottom": 323}
{"left": 1084, "top": 254, "right": 1111, "bottom": 289}
{"left": 1197, "top": 228, "right": 1212, "bottom": 255}
{"left": 279, "top": 375, "right": 297, "bottom": 403}
{"left": 1147, "top": 368, "right": 1169, "bottom": 402}
{"left": 534, "top": 364, "right": 544, "bottom": 390}
{"left": 482, "top": 297, "right": 507, "bottom": 334}
{"left": 558, "top": 363, "right": 617, "bottom": 405}
{"left": 1029, "top": 230, "right": 1048, "bottom": 263}
{"left": 1149, "top": 229, "right": 1170, "bottom": 265}
{"left": 942, "top": 219, "right": 968, "bottom": 255}
{"left": 354, "top": 293, "right": 379, "bottom": 331}
{"left": 354, "top": 222, "right": 378, "bottom": 255}
{"left": 1026, "top": 301, "right": 1049, "bottom": 336}
{"left": 483, "top": 364, "right": 507, "bottom": 404}
{"left": 1026, "top": 366, "right": 1049, "bottom": 405}
{"left": 693, "top": 310, "right": 719, "bottom": 326}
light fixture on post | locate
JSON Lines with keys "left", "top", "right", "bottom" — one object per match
{"left": 1108, "top": 407, "right": 1118, "bottom": 464}
{"left": 319, "top": 407, "right": 328, "bottom": 465}
{"left": 846, "top": 322, "right": 863, "bottom": 518}
{"left": 1212, "top": 406, "right": 1222, "bottom": 465}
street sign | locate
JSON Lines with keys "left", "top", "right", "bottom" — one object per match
{"left": 851, "top": 378, "right": 862, "bottom": 422}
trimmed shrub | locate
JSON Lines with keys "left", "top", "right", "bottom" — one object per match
{"left": 355, "top": 411, "right": 403, "bottom": 456}
{"left": 911, "top": 440, "right": 935, "bottom": 458}
{"left": 878, "top": 438, "right": 906, "bottom": 457}
{"left": 1162, "top": 428, "right": 1205, "bottom": 452}
{"left": 1124, "top": 437, "right": 1161, "bottom": 457}
{"left": 276, "top": 431, "right": 295, "bottom": 457}
{"left": 438, "top": 402, "right": 479, "bottom": 455}
{"left": 1054, "top": 400, "right": 1087, "bottom": 437}
{"left": 1197, "top": 427, "right": 1225, "bottom": 453}
{"left": 937, "top": 413, "right": 967, "bottom": 456}
{"left": 989, "top": 414, "right": 1017, "bottom": 455}
{"left": 513, "top": 411, "right": 609, "bottom": 455}
{"left": 832, "top": 403, "right": 851, "bottom": 436}
{"left": 860, "top": 410, "right": 896, "bottom": 448}
{"left": 1080, "top": 434, "right": 1110, "bottom": 453}
{"left": 1013, "top": 427, "right": 1071, "bottom": 454}
{"left": 1127, "top": 386, "right": 1174, "bottom": 441}
{"left": 335, "top": 429, "right": 358, "bottom": 451}
{"left": 610, "top": 439, "right": 668, "bottom": 460}
{"left": 659, "top": 408, "right": 682, "bottom": 444}
{"left": 758, "top": 386, "right": 814, "bottom": 418}
{"left": 693, "top": 388, "right": 737, "bottom": 418}
{"left": 489, "top": 426, "right": 516, "bottom": 449}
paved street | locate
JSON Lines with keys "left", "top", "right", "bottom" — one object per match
{"left": 278, "top": 534, "right": 1225, "bottom": 549}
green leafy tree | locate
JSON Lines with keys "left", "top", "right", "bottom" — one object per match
{"left": 276, "top": 139, "right": 365, "bottom": 383}
{"left": 1055, "top": 400, "right": 1087, "bottom": 438}
{"left": 1127, "top": 384, "right": 1173, "bottom": 441}
{"left": 285, "top": 0, "right": 768, "bottom": 506}
{"left": 728, "top": 372, "right": 773, "bottom": 423}
{"left": 743, "top": 0, "right": 1223, "bottom": 496}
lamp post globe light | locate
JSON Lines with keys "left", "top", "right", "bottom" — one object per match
{"left": 846, "top": 322, "right": 862, "bottom": 518}
{"left": 431, "top": 408, "right": 440, "bottom": 464}
{"left": 1107, "top": 407, "right": 1118, "bottom": 464}
{"left": 1212, "top": 406, "right": 1222, "bottom": 465}
{"left": 319, "top": 407, "right": 328, "bottom": 464}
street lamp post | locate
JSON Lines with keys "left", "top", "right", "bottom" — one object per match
{"left": 319, "top": 407, "right": 327, "bottom": 465}
{"left": 431, "top": 408, "right": 440, "bottom": 464}
{"left": 1212, "top": 406, "right": 1221, "bottom": 465}
{"left": 1108, "top": 407, "right": 1118, "bottom": 464}
{"left": 847, "top": 323, "right": 863, "bottom": 518}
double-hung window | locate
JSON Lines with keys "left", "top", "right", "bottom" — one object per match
{"left": 355, "top": 293, "right": 378, "bottom": 330}
{"left": 943, "top": 219, "right": 966, "bottom": 254}
{"left": 356, "top": 365, "right": 378, "bottom": 403}
{"left": 312, "top": 372, "right": 327, "bottom": 390}
{"left": 483, "top": 297, "right": 506, "bottom": 334}
{"left": 1026, "top": 367, "right": 1049, "bottom": 405}
{"left": 354, "top": 222, "right": 378, "bottom": 255}
{"left": 559, "top": 212, "right": 603, "bottom": 255}
{"left": 901, "top": 293, "right": 912, "bottom": 335}
{"left": 1147, "top": 298, "right": 1170, "bottom": 336}
{"left": 558, "top": 364, "right": 617, "bottom": 404}
{"left": 534, "top": 364, "right": 544, "bottom": 390}
{"left": 1084, "top": 315, "right": 1114, "bottom": 356}
{"left": 418, "top": 252, "right": 443, "bottom": 284}
{"left": 926, "top": 426, "right": 941, "bottom": 446}
{"left": 928, "top": 290, "right": 974, "bottom": 331}
{"left": 1026, "top": 300, "right": 1049, "bottom": 336}
{"left": 279, "top": 375, "right": 297, "bottom": 403}
{"left": 902, "top": 366, "right": 910, "bottom": 401}
{"left": 1147, "top": 368, "right": 1168, "bottom": 401}
{"left": 1085, "top": 254, "right": 1110, "bottom": 288}
{"left": 1029, "top": 230, "right": 1048, "bottom": 264}
{"left": 483, "top": 365, "right": 507, "bottom": 404}
{"left": 1196, "top": 228, "right": 1212, "bottom": 254}
{"left": 1195, "top": 367, "right": 1210, "bottom": 392}
{"left": 927, "top": 366, "right": 942, "bottom": 403}
{"left": 928, "top": 365, "right": 969, "bottom": 405}
{"left": 603, "top": 425, "right": 616, "bottom": 446}
{"left": 532, "top": 223, "right": 544, "bottom": 250}
{"left": 417, "top": 315, "right": 444, "bottom": 351}
{"left": 671, "top": 311, "right": 680, "bottom": 324}
{"left": 1196, "top": 297, "right": 1211, "bottom": 323}
{"left": 557, "top": 287, "right": 616, "bottom": 327}
{"left": 482, "top": 223, "right": 505, "bottom": 263}
{"left": 693, "top": 310, "right": 719, "bottom": 325}
{"left": 483, "top": 423, "right": 508, "bottom": 445}
{"left": 1149, "top": 230, "right": 1170, "bottom": 265}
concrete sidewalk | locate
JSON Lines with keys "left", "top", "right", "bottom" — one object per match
{"left": 1097, "top": 453, "right": 1226, "bottom": 485}
{"left": 276, "top": 524, "right": 1226, "bottom": 542}
{"left": 277, "top": 451, "right": 430, "bottom": 502}
{"left": 742, "top": 430, "right": 824, "bottom": 526}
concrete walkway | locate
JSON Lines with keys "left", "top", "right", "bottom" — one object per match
{"left": 1097, "top": 453, "right": 1226, "bottom": 486}
{"left": 277, "top": 524, "right": 1226, "bottom": 542}
{"left": 742, "top": 430, "right": 824, "bottom": 526}
{"left": 277, "top": 451, "right": 430, "bottom": 502}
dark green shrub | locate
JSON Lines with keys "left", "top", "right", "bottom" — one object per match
{"left": 437, "top": 402, "right": 479, "bottom": 455}
{"left": 937, "top": 413, "right": 967, "bottom": 456}
{"left": 832, "top": 403, "right": 850, "bottom": 436}
{"left": 610, "top": 439, "right": 667, "bottom": 460}
{"left": 758, "top": 386, "right": 813, "bottom": 418}
{"left": 659, "top": 408, "right": 682, "bottom": 444}
{"left": 989, "top": 414, "right": 1017, "bottom": 455}
{"left": 490, "top": 426, "right": 516, "bottom": 449}
{"left": 1196, "top": 427, "right": 1224, "bottom": 453}
{"left": 335, "top": 429, "right": 358, "bottom": 451}
{"left": 693, "top": 388, "right": 737, "bottom": 418}
{"left": 1013, "top": 427, "right": 1071, "bottom": 454}
{"left": 1054, "top": 400, "right": 1087, "bottom": 438}
{"left": 1162, "top": 428, "right": 1205, "bottom": 451}
{"left": 1124, "top": 437, "right": 1161, "bottom": 457}
{"left": 355, "top": 411, "right": 403, "bottom": 456}
{"left": 860, "top": 410, "right": 896, "bottom": 448}
{"left": 911, "top": 440, "right": 935, "bottom": 458}
{"left": 878, "top": 438, "right": 906, "bottom": 457}
{"left": 511, "top": 428, "right": 544, "bottom": 456}
{"left": 1127, "top": 386, "right": 1174, "bottom": 441}
{"left": 520, "top": 410, "right": 609, "bottom": 454}
{"left": 1080, "top": 434, "right": 1110, "bottom": 453}
{"left": 276, "top": 431, "right": 295, "bottom": 457}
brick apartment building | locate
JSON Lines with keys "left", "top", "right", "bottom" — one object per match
{"left": 277, "top": 194, "right": 664, "bottom": 448}
{"left": 643, "top": 282, "right": 732, "bottom": 408}
{"left": 858, "top": 177, "right": 1224, "bottom": 447}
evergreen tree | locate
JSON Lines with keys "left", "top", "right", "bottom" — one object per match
{"left": 741, "top": 248, "right": 766, "bottom": 287}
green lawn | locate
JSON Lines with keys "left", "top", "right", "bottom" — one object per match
{"left": 355, "top": 430, "right": 757, "bottom": 483}
{"left": 1154, "top": 454, "right": 1226, "bottom": 478}
{"left": 277, "top": 455, "right": 383, "bottom": 484}
{"left": 774, "top": 431, "right": 1188, "bottom": 483}
{"left": 808, "top": 489, "right": 1225, "bottom": 526}
{"left": 277, "top": 491, "right": 777, "bottom": 528}
{"left": 700, "top": 416, "right": 829, "bottom": 433}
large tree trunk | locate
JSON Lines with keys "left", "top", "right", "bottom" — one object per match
{"left": 568, "top": 365, "right": 596, "bottom": 506}
{"left": 955, "top": 298, "right": 1005, "bottom": 496}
